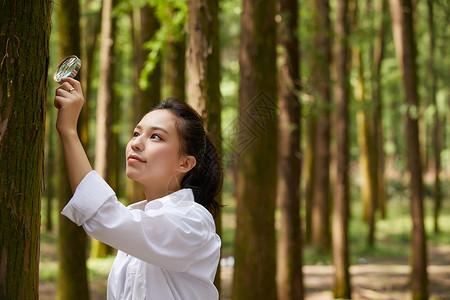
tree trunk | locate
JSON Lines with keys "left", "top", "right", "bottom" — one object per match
{"left": 186, "top": 0, "right": 222, "bottom": 293}
{"left": 165, "top": 19, "right": 186, "bottom": 101}
{"left": 0, "top": 1, "right": 51, "bottom": 298}
{"left": 126, "top": 4, "right": 161, "bottom": 205}
{"left": 138, "top": 5, "right": 161, "bottom": 113}
{"left": 276, "top": 0, "right": 303, "bottom": 299}
{"left": 232, "top": 0, "right": 278, "bottom": 298}
{"left": 310, "top": 0, "right": 331, "bottom": 251}
{"left": 44, "top": 97, "right": 56, "bottom": 232}
{"left": 304, "top": 112, "right": 317, "bottom": 244}
{"left": 80, "top": 0, "right": 102, "bottom": 154}
{"left": 426, "top": 0, "right": 442, "bottom": 234}
{"left": 372, "top": 0, "right": 388, "bottom": 219}
{"left": 332, "top": 0, "right": 352, "bottom": 297}
{"left": 56, "top": 0, "right": 91, "bottom": 298}
{"left": 354, "top": 47, "right": 376, "bottom": 247}
{"left": 91, "top": 0, "right": 117, "bottom": 259}
{"left": 389, "top": 0, "right": 428, "bottom": 298}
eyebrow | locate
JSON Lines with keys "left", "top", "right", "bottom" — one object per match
{"left": 135, "top": 124, "right": 170, "bottom": 135}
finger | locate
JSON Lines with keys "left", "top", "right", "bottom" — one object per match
{"left": 56, "top": 82, "right": 72, "bottom": 94}
{"left": 55, "top": 87, "right": 71, "bottom": 97}
{"left": 60, "top": 77, "right": 81, "bottom": 94}
{"left": 54, "top": 95, "right": 65, "bottom": 109}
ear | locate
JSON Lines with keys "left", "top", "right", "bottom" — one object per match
{"left": 178, "top": 155, "right": 196, "bottom": 174}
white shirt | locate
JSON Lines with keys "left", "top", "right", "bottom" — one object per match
{"left": 61, "top": 170, "right": 221, "bottom": 300}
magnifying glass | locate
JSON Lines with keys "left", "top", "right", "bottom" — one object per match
{"left": 53, "top": 55, "right": 81, "bottom": 83}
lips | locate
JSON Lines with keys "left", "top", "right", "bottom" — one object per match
{"left": 127, "top": 154, "right": 145, "bottom": 163}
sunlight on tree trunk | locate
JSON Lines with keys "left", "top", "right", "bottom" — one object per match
{"left": 332, "top": 0, "right": 352, "bottom": 297}
{"left": 354, "top": 47, "right": 376, "bottom": 247}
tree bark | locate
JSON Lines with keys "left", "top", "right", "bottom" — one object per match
{"left": 186, "top": 0, "right": 222, "bottom": 293}
{"left": 310, "top": 0, "right": 331, "bottom": 251}
{"left": 232, "top": 0, "right": 278, "bottom": 298}
{"left": 0, "top": 1, "right": 51, "bottom": 298}
{"left": 389, "top": 0, "right": 428, "bottom": 298}
{"left": 276, "top": 0, "right": 303, "bottom": 299}
{"left": 332, "top": 0, "right": 352, "bottom": 297}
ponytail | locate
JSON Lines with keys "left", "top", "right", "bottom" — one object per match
{"left": 181, "top": 135, "right": 222, "bottom": 217}
{"left": 152, "top": 98, "right": 223, "bottom": 217}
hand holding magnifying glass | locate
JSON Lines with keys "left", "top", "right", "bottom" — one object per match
{"left": 53, "top": 55, "right": 84, "bottom": 134}
{"left": 54, "top": 55, "right": 81, "bottom": 83}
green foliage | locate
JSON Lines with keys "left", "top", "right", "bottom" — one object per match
{"left": 114, "top": 0, "right": 187, "bottom": 90}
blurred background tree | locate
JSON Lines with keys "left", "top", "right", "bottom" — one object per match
{"left": 4, "top": 0, "right": 445, "bottom": 298}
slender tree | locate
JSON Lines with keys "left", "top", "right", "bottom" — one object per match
{"left": 127, "top": 4, "right": 161, "bottom": 205}
{"left": 80, "top": 0, "right": 102, "bottom": 149}
{"left": 354, "top": 45, "right": 377, "bottom": 246}
{"left": 276, "top": 0, "right": 303, "bottom": 299}
{"left": 232, "top": 0, "right": 278, "bottom": 298}
{"left": 389, "top": 0, "right": 428, "bottom": 298}
{"left": 91, "top": 0, "right": 117, "bottom": 258}
{"left": 332, "top": 0, "right": 352, "bottom": 297}
{"left": 138, "top": 5, "right": 161, "bottom": 113}
{"left": 56, "top": 0, "right": 90, "bottom": 298}
{"left": 44, "top": 96, "right": 56, "bottom": 232}
{"left": 186, "top": 0, "right": 222, "bottom": 292}
{"left": 0, "top": 1, "right": 52, "bottom": 298}
{"left": 303, "top": 112, "right": 317, "bottom": 244}
{"left": 427, "top": 0, "right": 442, "bottom": 234}
{"left": 310, "top": 0, "right": 332, "bottom": 251}
{"left": 165, "top": 15, "right": 186, "bottom": 101}
{"left": 372, "top": 0, "right": 388, "bottom": 219}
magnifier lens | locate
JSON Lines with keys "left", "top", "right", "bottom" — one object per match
{"left": 53, "top": 55, "right": 81, "bottom": 83}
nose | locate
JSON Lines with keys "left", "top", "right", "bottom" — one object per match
{"left": 130, "top": 136, "right": 144, "bottom": 151}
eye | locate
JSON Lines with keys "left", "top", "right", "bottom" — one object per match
{"left": 133, "top": 131, "right": 140, "bottom": 137}
{"left": 150, "top": 133, "right": 163, "bottom": 141}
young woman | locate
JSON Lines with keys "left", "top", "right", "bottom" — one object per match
{"left": 54, "top": 77, "right": 222, "bottom": 299}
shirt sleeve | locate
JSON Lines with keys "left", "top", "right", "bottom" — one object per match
{"left": 61, "top": 170, "right": 115, "bottom": 226}
{"left": 61, "top": 170, "right": 218, "bottom": 272}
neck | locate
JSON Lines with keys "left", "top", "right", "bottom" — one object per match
{"left": 141, "top": 177, "right": 182, "bottom": 202}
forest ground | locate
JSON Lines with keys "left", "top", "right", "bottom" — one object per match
{"left": 39, "top": 242, "right": 450, "bottom": 299}
{"left": 39, "top": 176, "right": 450, "bottom": 299}
{"left": 39, "top": 230, "right": 450, "bottom": 299}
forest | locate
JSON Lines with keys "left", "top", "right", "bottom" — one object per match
{"left": 0, "top": 0, "right": 449, "bottom": 299}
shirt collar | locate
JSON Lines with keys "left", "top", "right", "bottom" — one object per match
{"left": 132, "top": 188, "right": 194, "bottom": 211}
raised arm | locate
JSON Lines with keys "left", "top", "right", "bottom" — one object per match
{"left": 54, "top": 77, "right": 92, "bottom": 193}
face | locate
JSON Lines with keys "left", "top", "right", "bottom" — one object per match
{"left": 125, "top": 109, "right": 190, "bottom": 189}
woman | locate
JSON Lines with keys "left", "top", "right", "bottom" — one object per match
{"left": 55, "top": 77, "right": 222, "bottom": 299}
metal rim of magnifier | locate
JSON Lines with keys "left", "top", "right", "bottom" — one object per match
{"left": 53, "top": 55, "right": 81, "bottom": 83}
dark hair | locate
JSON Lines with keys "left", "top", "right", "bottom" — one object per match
{"left": 152, "top": 98, "right": 222, "bottom": 217}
